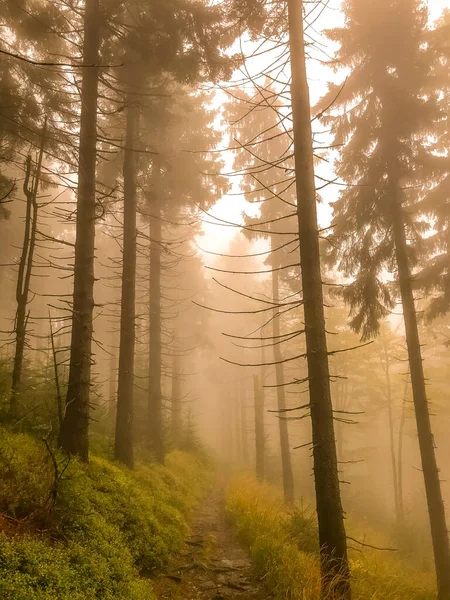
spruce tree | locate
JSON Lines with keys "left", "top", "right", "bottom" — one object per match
{"left": 318, "top": 1, "right": 450, "bottom": 595}
{"left": 416, "top": 10, "right": 450, "bottom": 320}
{"left": 288, "top": 0, "right": 351, "bottom": 594}
{"left": 225, "top": 84, "right": 296, "bottom": 504}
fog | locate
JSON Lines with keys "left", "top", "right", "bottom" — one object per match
{"left": 1, "top": 0, "right": 450, "bottom": 598}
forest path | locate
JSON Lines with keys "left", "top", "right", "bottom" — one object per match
{"left": 151, "top": 485, "right": 272, "bottom": 600}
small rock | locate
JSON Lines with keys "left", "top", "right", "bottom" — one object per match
{"left": 220, "top": 558, "right": 250, "bottom": 569}
{"left": 202, "top": 580, "right": 218, "bottom": 590}
{"left": 233, "top": 558, "right": 250, "bottom": 568}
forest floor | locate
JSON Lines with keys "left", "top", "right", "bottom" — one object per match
{"left": 152, "top": 486, "right": 272, "bottom": 600}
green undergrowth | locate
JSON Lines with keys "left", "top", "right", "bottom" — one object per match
{"left": 226, "top": 474, "right": 435, "bottom": 600}
{"left": 0, "top": 428, "right": 212, "bottom": 600}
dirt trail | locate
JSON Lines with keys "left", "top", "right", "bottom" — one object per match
{"left": 152, "top": 487, "right": 271, "bottom": 600}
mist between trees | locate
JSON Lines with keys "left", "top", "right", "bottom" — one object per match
{"left": 1, "top": 0, "right": 450, "bottom": 598}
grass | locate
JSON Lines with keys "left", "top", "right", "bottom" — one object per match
{"left": 225, "top": 474, "right": 436, "bottom": 600}
{"left": 0, "top": 428, "right": 212, "bottom": 600}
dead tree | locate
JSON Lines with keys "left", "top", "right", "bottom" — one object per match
{"left": 10, "top": 119, "right": 47, "bottom": 417}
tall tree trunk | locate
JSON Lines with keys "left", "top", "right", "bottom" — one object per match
{"left": 271, "top": 236, "right": 295, "bottom": 504}
{"left": 114, "top": 92, "right": 139, "bottom": 469}
{"left": 148, "top": 158, "right": 164, "bottom": 463}
{"left": 11, "top": 123, "right": 46, "bottom": 417}
{"left": 391, "top": 200, "right": 450, "bottom": 598}
{"left": 171, "top": 348, "right": 182, "bottom": 447}
{"left": 253, "top": 374, "right": 265, "bottom": 481}
{"left": 287, "top": 0, "right": 350, "bottom": 594}
{"left": 240, "top": 379, "right": 249, "bottom": 466}
{"left": 60, "top": 0, "right": 100, "bottom": 460}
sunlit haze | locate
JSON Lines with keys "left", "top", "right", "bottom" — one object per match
{"left": 1, "top": 1, "right": 450, "bottom": 599}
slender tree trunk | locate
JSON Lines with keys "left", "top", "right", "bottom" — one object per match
{"left": 397, "top": 377, "right": 408, "bottom": 524}
{"left": 11, "top": 122, "right": 46, "bottom": 417}
{"left": 391, "top": 200, "right": 450, "bottom": 598}
{"left": 114, "top": 92, "right": 139, "bottom": 469}
{"left": 271, "top": 236, "right": 295, "bottom": 504}
{"left": 224, "top": 391, "right": 233, "bottom": 462}
{"left": 108, "top": 327, "right": 118, "bottom": 416}
{"left": 233, "top": 385, "right": 242, "bottom": 462}
{"left": 240, "top": 379, "right": 249, "bottom": 466}
{"left": 253, "top": 374, "right": 265, "bottom": 481}
{"left": 287, "top": 0, "right": 350, "bottom": 594}
{"left": 148, "top": 158, "right": 164, "bottom": 463}
{"left": 382, "top": 346, "right": 401, "bottom": 525}
{"left": 171, "top": 349, "right": 182, "bottom": 447}
{"left": 49, "top": 312, "right": 63, "bottom": 434}
{"left": 60, "top": 0, "right": 100, "bottom": 460}
{"left": 335, "top": 380, "right": 344, "bottom": 462}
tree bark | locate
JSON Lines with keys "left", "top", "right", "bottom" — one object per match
{"left": 148, "top": 158, "right": 164, "bottom": 463}
{"left": 114, "top": 92, "right": 139, "bottom": 469}
{"left": 287, "top": 0, "right": 350, "bottom": 595}
{"left": 253, "top": 374, "right": 265, "bottom": 481}
{"left": 391, "top": 199, "right": 450, "bottom": 599}
{"left": 11, "top": 121, "right": 46, "bottom": 418}
{"left": 60, "top": 0, "right": 100, "bottom": 461}
{"left": 271, "top": 235, "right": 295, "bottom": 504}
{"left": 171, "top": 349, "right": 182, "bottom": 447}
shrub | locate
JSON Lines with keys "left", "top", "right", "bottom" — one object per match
{"left": 0, "top": 428, "right": 211, "bottom": 600}
{"left": 226, "top": 474, "right": 436, "bottom": 600}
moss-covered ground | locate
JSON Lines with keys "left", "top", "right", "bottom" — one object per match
{"left": 0, "top": 428, "right": 211, "bottom": 600}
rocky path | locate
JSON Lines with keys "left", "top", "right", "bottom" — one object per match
{"left": 152, "top": 488, "right": 271, "bottom": 600}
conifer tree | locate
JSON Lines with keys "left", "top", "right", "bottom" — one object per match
{"left": 318, "top": 1, "right": 450, "bottom": 595}
{"left": 284, "top": 0, "right": 352, "bottom": 593}
{"left": 139, "top": 88, "right": 227, "bottom": 462}
{"left": 60, "top": 0, "right": 101, "bottom": 460}
{"left": 225, "top": 85, "right": 296, "bottom": 504}
{"left": 416, "top": 10, "right": 450, "bottom": 320}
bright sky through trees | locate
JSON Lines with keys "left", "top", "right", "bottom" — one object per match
{"left": 200, "top": 0, "right": 450, "bottom": 254}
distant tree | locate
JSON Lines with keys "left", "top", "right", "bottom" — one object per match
{"left": 253, "top": 374, "right": 265, "bottom": 480}
{"left": 139, "top": 87, "right": 228, "bottom": 463}
{"left": 224, "top": 84, "right": 296, "bottom": 504}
